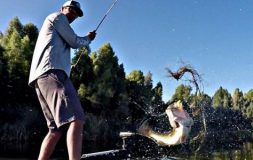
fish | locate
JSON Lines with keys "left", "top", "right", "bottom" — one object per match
{"left": 137, "top": 100, "right": 194, "bottom": 146}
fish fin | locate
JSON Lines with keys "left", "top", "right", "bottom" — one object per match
{"left": 137, "top": 121, "right": 151, "bottom": 136}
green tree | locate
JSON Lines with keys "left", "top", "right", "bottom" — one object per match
{"left": 144, "top": 72, "right": 153, "bottom": 103}
{"left": 144, "top": 72, "right": 153, "bottom": 92}
{"left": 244, "top": 89, "right": 253, "bottom": 118}
{"left": 78, "top": 83, "right": 91, "bottom": 102}
{"left": 0, "top": 17, "right": 38, "bottom": 103}
{"left": 0, "top": 36, "right": 9, "bottom": 103}
{"left": 75, "top": 43, "right": 128, "bottom": 117}
{"left": 193, "top": 92, "right": 212, "bottom": 132}
{"left": 192, "top": 92, "right": 212, "bottom": 112}
{"left": 22, "top": 23, "right": 38, "bottom": 60}
{"left": 88, "top": 43, "right": 127, "bottom": 109}
{"left": 244, "top": 89, "right": 253, "bottom": 103}
{"left": 126, "top": 70, "right": 153, "bottom": 108}
{"left": 75, "top": 43, "right": 129, "bottom": 143}
{"left": 126, "top": 70, "right": 165, "bottom": 118}
{"left": 127, "top": 70, "right": 144, "bottom": 84}
{"left": 246, "top": 102, "right": 253, "bottom": 123}
{"left": 151, "top": 82, "right": 165, "bottom": 114}
{"left": 71, "top": 48, "right": 94, "bottom": 89}
{"left": 171, "top": 84, "right": 192, "bottom": 103}
{"left": 0, "top": 45, "right": 4, "bottom": 75}
{"left": 126, "top": 70, "right": 145, "bottom": 104}
{"left": 212, "top": 86, "right": 232, "bottom": 109}
{"left": 152, "top": 82, "right": 163, "bottom": 104}
{"left": 3, "top": 17, "right": 23, "bottom": 41}
{"left": 126, "top": 70, "right": 152, "bottom": 124}
{"left": 232, "top": 88, "right": 244, "bottom": 111}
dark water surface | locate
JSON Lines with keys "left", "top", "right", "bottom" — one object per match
{"left": 179, "top": 141, "right": 253, "bottom": 160}
{"left": 0, "top": 138, "right": 253, "bottom": 160}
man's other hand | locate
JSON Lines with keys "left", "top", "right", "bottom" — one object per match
{"left": 87, "top": 30, "right": 96, "bottom": 41}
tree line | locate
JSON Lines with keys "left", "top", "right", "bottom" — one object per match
{"left": 0, "top": 17, "right": 252, "bottom": 151}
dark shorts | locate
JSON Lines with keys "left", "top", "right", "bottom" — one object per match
{"left": 35, "top": 69, "right": 85, "bottom": 131}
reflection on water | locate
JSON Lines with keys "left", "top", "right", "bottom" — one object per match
{"left": 0, "top": 140, "right": 253, "bottom": 160}
{"left": 160, "top": 141, "right": 253, "bottom": 160}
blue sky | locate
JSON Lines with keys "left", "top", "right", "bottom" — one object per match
{"left": 1, "top": 0, "right": 253, "bottom": 101}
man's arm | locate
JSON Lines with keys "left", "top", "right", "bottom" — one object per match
{"left": 50, "top": 13, "right": 92, "bottom": 48}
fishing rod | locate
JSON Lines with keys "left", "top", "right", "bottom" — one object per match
{"left": 72, "top": 0, "right": 119, "bottom": 69}
{"left": 95, "top": 0, "right": 119, "bottom": 32}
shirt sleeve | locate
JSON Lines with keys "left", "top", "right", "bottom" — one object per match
{"left": 49, "top": 13, "right": 91, "bottom": 49}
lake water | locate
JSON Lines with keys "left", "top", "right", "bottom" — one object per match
{"left": 0, "top": 139, "right": 252, "bottom": 159}
{"left": 161, "top": 141, "right": 253, "bottom": 160}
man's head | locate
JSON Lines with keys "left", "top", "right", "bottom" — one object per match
{"left": 61, "top": 0, "right": 83, "bottom": 23}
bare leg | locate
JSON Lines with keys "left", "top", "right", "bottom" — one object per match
{"left": 66, "top": 120, "right": 84, "bottom": 160}
{"left": 38, "top": 131, "right": 62, "bottom": 160}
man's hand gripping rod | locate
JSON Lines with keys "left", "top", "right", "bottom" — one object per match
{"left": 72, "top": 0, "right": 119, "bottom": 69}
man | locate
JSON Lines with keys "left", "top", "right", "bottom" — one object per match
{"left": 28, "top": 1, "right": 96, "bottom": 160}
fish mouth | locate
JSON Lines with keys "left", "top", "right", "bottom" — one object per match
{"left": 175, "top": 121, "right": 180, "bottom": 128}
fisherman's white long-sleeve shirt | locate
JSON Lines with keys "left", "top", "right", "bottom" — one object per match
{"left": 28, "top": 12, "right": 90, "bottom": 86}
